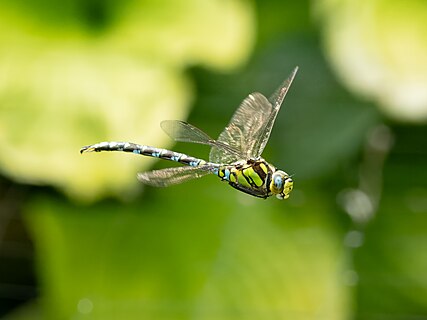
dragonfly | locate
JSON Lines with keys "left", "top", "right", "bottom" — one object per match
{"left": 80, "top": 67, "right": 298, "bottom": 199}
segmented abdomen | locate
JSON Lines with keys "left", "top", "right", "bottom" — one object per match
{"left": 80, "top": 141, "right": 206, "bottom": 167}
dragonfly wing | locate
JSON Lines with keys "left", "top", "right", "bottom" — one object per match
{"left": 255, "top": 66, "right": 298, "bottom": 157}
{"left": 161, "top": 120, "right": 213, "bottom": 145}
{"left": 209, "top": 92, "right": 272, "bottom": 162}
{"left": 210, "top": 67, "right": 298, "bottom": 161}
{"left": 137, "top": 164, "right": 213, "bottom": 187}
{"left": 161, "top": 120, "right": 242, "bottom": 162}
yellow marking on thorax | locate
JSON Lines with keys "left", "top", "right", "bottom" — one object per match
{"left": 237, "top": 171, "right": 251, "bottom": 187}
{"left": 230, "top": 167, "right": 251, "bottom": 188}
{"left": 229, "top": 169, "right": 237, "bottom": 183}
{"left": 259, "top": 162, "right": 268, "bottom": 175}
{"left": 242, "top": 167, "right": 263, "bottom": 187}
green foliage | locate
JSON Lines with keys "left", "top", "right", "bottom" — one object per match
{"left": 24, "top": 179, "right": 349, "bottom": 319}
{"left": 1, "top": 0, "right": 427, "bottom": 319}
{"left": 0, "top": 0, "right": 254, "bottom": 200}
{"left": 316, "top": 0, "right": 427, "bottom": 121}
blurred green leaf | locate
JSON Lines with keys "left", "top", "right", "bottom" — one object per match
{"left": 315, "top": 0, "right": 427, "bottom": 122}
{"left": 24, "top": 176, "right": 350, "bottom": 319}
{"left": 0, "top": 0, "right": 254, "bottom": 201}
{"left": 2, "top": 1, "right": 426, "bottom": 319}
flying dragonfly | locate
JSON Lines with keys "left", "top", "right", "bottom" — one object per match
{"left": 80, "top": 67, "right": 298, "bottom": 199}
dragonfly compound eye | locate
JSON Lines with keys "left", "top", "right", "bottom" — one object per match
{"left": 271, "top": 170, "right": 293, "bottom": 200}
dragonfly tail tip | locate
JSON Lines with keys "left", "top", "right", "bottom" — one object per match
{"left": 80, "top": 146, "right": 94, "bottom": 154}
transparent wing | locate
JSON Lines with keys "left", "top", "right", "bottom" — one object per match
{"left": 258, "top": 66, "right": 299, "bottom": 157}
{"left": 161, "top": 120, "right": 242, "bottom": 163}
{"left": 209, "top": 92, "right": 272, "bottom": 163}
{"left": 161, "top": 120, "right": 213, "bottom": 145}
{"left": 137, "top": 164, "right": 213, "bottom": 187}
{"left": 209, "top": 67, "right": 298, "bottom": 162}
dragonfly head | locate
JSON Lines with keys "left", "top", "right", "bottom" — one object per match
{"left": 270, "top": 170, "right": 293, "bottom": 200}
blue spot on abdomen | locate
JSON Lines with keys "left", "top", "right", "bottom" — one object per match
{"left": 224, "top": 169, "right": 230, "bottom": 180}
{"left": 189, "top": 160, "right": 200, "bottom": 167}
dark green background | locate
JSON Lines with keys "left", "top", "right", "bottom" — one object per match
{"left": 1, "top": 0, "right": 426, "bottom": 319}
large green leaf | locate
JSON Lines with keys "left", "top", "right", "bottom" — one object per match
{"left": 0, "top": 0, "right": 254, "bottom": 201}
{"left": 24, "top": 177, "right": 349, "bottom": 319}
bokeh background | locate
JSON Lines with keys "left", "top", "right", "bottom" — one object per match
{"left": 1, "top": 0, "right": 427, "bottom": 319}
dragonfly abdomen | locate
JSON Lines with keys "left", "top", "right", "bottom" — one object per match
{"left": 80, "top": 142, "right": 206, "bottom": 167}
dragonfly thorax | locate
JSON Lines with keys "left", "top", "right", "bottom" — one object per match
{"left": 216, "top": 158, "right": 292, "bottom": 200}
{"left": 270, "top": 170, "right": 293, "bottom": 200}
